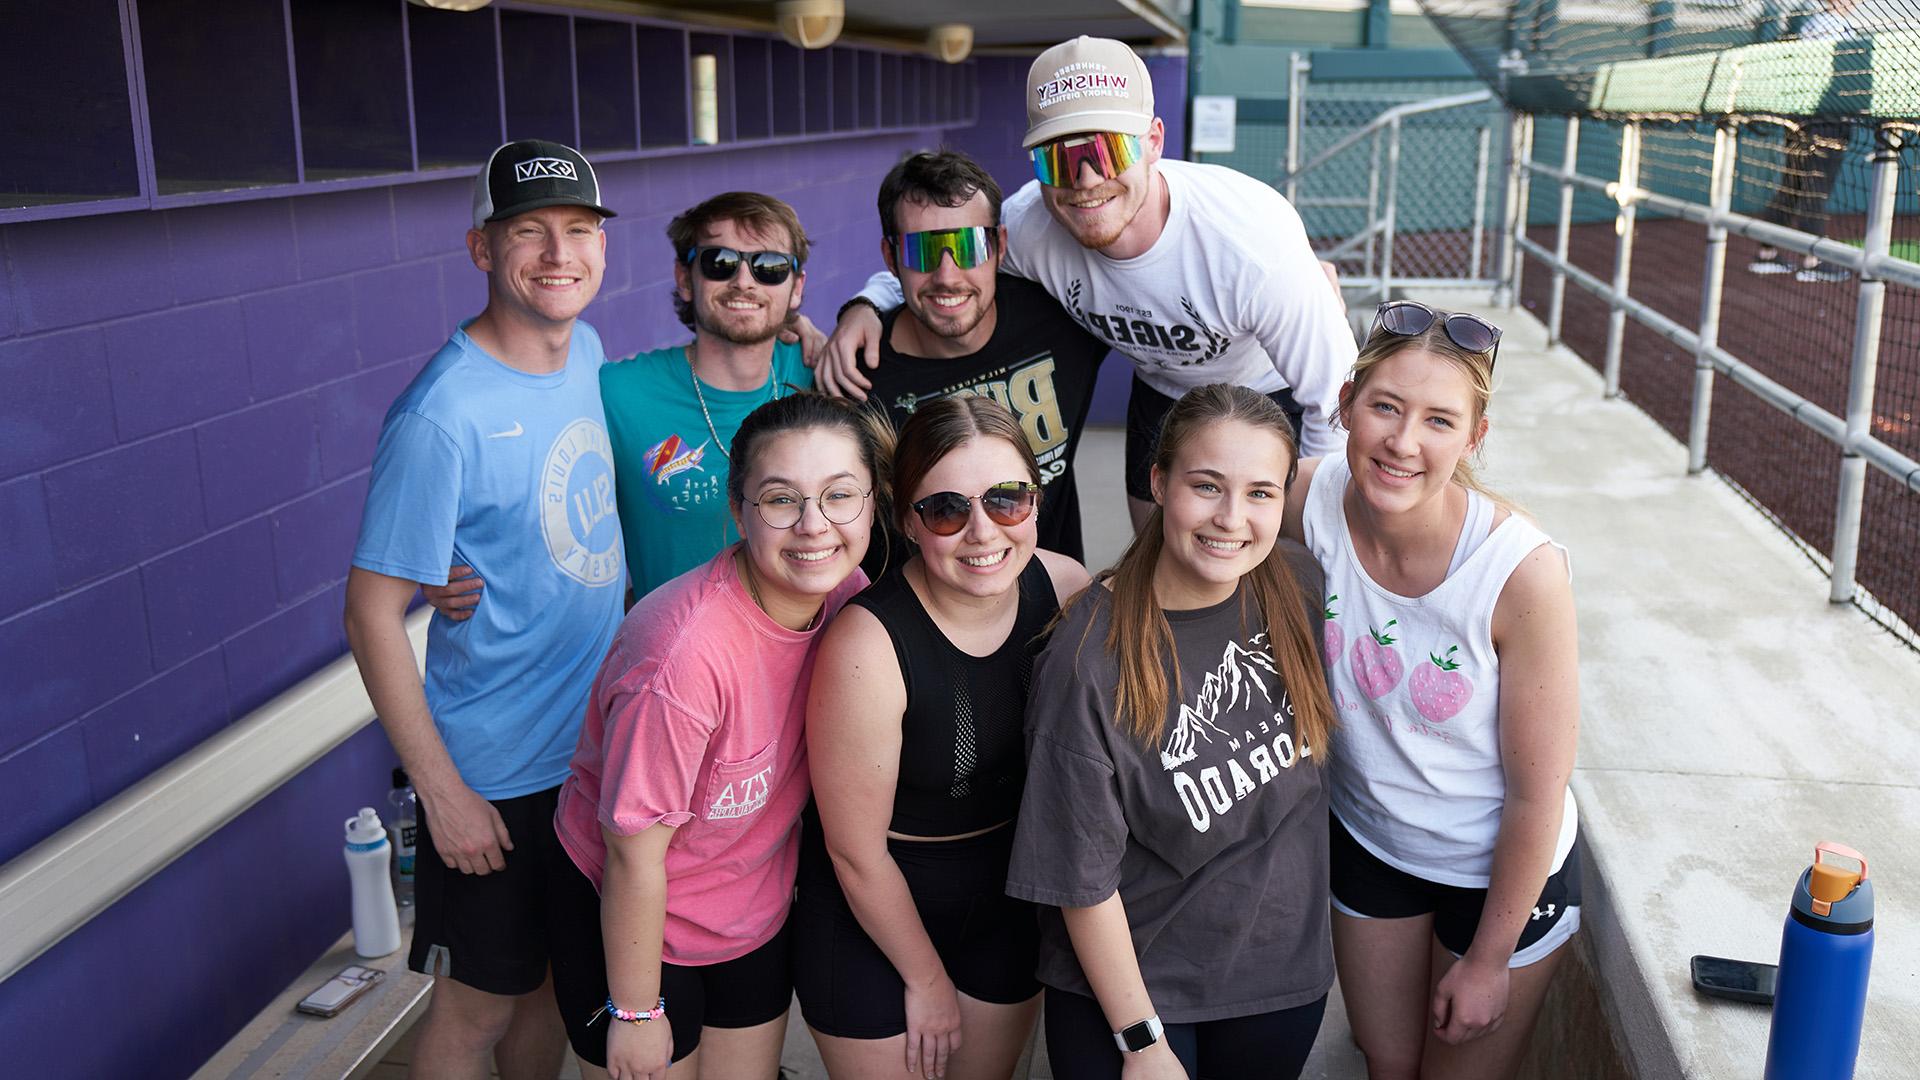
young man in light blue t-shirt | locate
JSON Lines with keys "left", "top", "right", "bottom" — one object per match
{"left": 344, "top": 139, "right": 623, "bottom": 1079}
{"left": 598, "top": 191, "right": 815, "bottom": 600}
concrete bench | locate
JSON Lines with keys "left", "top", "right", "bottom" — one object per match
{"left": 193, "top": 919, "right": 430, "bottom": 1080}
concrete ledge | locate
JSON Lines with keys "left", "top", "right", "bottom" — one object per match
{"left": 194, "top": 917, "right": 431, "bottom": 1080}
{"left": 1403, "top": 286, "right": 1920, "bottom": 1080}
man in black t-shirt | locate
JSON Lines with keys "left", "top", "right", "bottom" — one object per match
{"left": 843, "top": 150, "right": 1108, "bottom": 578}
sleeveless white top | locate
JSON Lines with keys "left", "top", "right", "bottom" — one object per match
{"left": 1301, "top": 455, "right": 1577, "bottom": 887}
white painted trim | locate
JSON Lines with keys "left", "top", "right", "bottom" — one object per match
{"left": 0, "top": 610, "right": 429, "bottom": 984}
{"left": 1241, "top": 0, "right": 1428, "bottom": 15}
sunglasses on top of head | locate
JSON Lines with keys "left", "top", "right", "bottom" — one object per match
{"left": 1029, "top": 132, "right": 1143, "bottom": 187}
{"left": 686, "top": 245, "right": 799, "bottom": 286}
{"left": 888, "top": 226, "right": 1000, "bottom": 273}
{"left": 909, "top": 481, "right": 1041, "bottom": 536}
{"left": 1372, "top": 300, "right": 1503, "bottom": 369}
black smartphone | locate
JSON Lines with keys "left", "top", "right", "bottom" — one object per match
{"left": 1690, "top": 954, "right": 1776, "bottom": 1005}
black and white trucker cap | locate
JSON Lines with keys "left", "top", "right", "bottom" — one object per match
{"left": 471, "top": 139, "right": 616, "bottom": 230}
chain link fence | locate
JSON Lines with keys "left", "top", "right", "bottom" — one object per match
{"left": 1517, "top": 118, "right": 1920, "bottom": 642}
{"left": 1197, "top": 76, "right": 1504, "bottom": 284}
{"left": 1244, "top": 13, "right": 1920, "bottom": 642}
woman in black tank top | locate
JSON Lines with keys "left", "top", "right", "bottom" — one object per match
{"left": 796, "top": 397, "right": 1091, "bottom": 1080}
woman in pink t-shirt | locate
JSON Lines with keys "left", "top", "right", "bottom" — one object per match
{"left": 549, "top": 394, "right": 892, "bottom": 1080}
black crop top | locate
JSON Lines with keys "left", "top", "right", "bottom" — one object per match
{"left": 849, "top": 557, "right": 1059, "bottom": 836}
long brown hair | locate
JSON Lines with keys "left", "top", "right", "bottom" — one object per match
{"left": 890, "top": 396, "right": 1040, "bottom": 535}
{"left": 1093, "top": 384, "right": 1335, "bottom": 761}
{"left": 1343, "top": 309, "right": 1516, "bottom": 512}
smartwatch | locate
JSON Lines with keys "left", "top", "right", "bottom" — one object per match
{"left": 1113, "top": 1014, "right": 1164, "bottom": 1053}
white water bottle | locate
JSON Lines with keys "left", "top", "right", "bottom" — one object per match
{"left": 344, "top": 807, "right": 402, "bottom": 958}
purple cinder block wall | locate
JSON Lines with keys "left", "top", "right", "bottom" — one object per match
{"left": 0, "top": 125, "right": 949, "bottom": 1079}
{"left": 0, "top": 45, "right": 1185, "bottom": 1077}
{"left": 945, "top": 51, "right": 1189, "bottom": 425}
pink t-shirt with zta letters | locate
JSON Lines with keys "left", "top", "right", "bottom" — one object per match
{"left": 555, "top": 546, "right": 864, "bottom": 965}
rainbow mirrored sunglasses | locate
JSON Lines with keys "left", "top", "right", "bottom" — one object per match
{"left": 1029, "top": 132, "right": 1143, "bottom": 188}
{"left": 888, "top": 226, "right": 1000, "bottom": 272}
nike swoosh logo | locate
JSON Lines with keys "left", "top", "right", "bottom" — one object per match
{"left": 487, "top": 422, "right": 524, "bottom": 439}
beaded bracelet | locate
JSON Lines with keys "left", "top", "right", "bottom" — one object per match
{"left": 836, "top": 295, "right": 885, "bottom": 324}
{"left": 604, "top": 996, "right": 667, "bottom": 1024}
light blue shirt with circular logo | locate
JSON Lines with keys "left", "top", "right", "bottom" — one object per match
{"left": 353, "top": 321, "right": 624, "bottom": 799}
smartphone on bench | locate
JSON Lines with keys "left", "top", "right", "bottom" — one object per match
{"left": 297, "top": 964, "right": 384, "bottom": 1018}
{"left": 1690, "top": 955, "right": 1776, "bottom": 1005}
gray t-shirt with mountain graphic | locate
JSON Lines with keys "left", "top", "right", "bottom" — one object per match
{"left": 1006, "top": 545, "right": 1334, "bottom": 1023}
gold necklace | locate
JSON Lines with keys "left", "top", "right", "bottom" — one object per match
{"left": 688, "top": 343, "right": 781, "bottom": 460}
{"left": 735, "top": 549, "right": 820, "bottom": 630}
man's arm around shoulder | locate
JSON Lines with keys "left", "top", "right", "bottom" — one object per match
{"left": 344, "top": 566, "right": 514, "bottom": 875}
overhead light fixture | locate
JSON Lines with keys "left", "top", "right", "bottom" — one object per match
{"left": 406, "top": 0, "right": 492, "bottom": 11}
{"left": 776, "top": 0, "right": 843, "bottom": 50}
{"left": 928, "top": 24, "right": 973, "bottom": 64}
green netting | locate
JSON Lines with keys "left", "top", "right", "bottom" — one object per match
{"left": 1416, "top": 0, "right": 1920, "bottom": 121}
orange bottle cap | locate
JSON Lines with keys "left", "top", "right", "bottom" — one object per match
{"left": 1809, "top": 843, "right": 1866, "bottom": 916}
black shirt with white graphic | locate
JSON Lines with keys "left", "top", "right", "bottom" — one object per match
{"left": 1006, "top": 544, "right": 1333, "bottom": 1023}
{"left": 863, "top": 274, "right": 1106, "bottom": 580}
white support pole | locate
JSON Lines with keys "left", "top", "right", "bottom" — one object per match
{"left": 1689, "top": 124, "right": 1737, "bottom": 474}
{"left": 1830, "top": 128, "right": 1901, "bottom": 603}
{"left": 1602, "top": 122, "right": 1642, "bottom": 398}
{"left": 1510, "top": 113, "right": 1535, "bottom": 306}
{"left": 1380, "top": 114, "right": 1403, "bottom": 303}
{"left": 1547, "top": 115, "right": 1579, "bottom": 345}
{"left": 1366, "top": 129, "right": 1383, "bottom": 280}
{"left": 1494, "top": 110, "right": 1525, "bottom": 306}
{"left": 1471, "top": 125, "right": 1492, "bottom": 278}
{"left": 1286, "top": 52, "right": 1308, "bottom": 207}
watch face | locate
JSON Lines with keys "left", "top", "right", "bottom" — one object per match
{"left": 1120, "top": 1020, "right": 1158, "bottom": 1052}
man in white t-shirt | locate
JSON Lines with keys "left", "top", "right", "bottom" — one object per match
{"left": 821, "top": 36, "right": 1355, "bottom": 528}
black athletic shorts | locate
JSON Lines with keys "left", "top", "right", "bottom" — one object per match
{"left": 548, "top": 855, "right": 795, "bottom": 1066}
{"left": 408, "top": 785, "right": 578, "bottom": 996}
{"left": 1124, "top": 375, "right": 1306, "bottom": 500}
{"left": 1328, "top": 814, "right": 1583, "bottom": 966}
{"left": 792, "top": 813, "right": 1041, "bottom": 1039}
{"left": 1043, "top": 985, "right": 1328, "bottom": 1080}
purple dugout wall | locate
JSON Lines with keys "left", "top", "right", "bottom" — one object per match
{"left": 0, "top": 50, "right": 1185, "bottom": 1079}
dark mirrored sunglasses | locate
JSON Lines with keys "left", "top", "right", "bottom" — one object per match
{"left": 1029, "top": 132, "right": 1142, "bottom": 187}
{"left": 1373, "top": 300, "right": 1502, "bottom": 367}
{"left": 891, "top": 227, "right": 998, "bottom": 272}
{"left": 688, "top": 246, "right": 798, "bottom": 286}
{"left": 910, "top": 481, "right": 1041, "bottom": 536}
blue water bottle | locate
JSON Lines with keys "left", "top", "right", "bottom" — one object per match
{"left": 1764, "top": 841, "right": 1874, "bottom": 1080}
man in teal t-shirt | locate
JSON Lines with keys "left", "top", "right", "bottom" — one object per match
{"left": 601, "top": 191, "right": 816, "bottom": 600}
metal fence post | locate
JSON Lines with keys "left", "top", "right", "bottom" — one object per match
{"left": 1471, "top": 125, "right": 1492, "bottom": 278}
{"left": 1380, "top": 114, "right": 1403, "bottom": 303}
{"left": 1510, "top": 113, "right": 1535, "bottom": 304}
{"left": 1366, "top": 129, "right": 1382, "bottom": 280}
{"left": 1602, "top": 121, "right": 1642, "bottom": 398}
{"left": 1688, "top": 123, "right": 1737, "bottom": 474}
{"left": 1285, "top": 52, "right": 1308, "bottom": 207}
{"left": 1829, "top": 128, "right": 1902, "bottom": 603}
{"left": 1494, "top": 110, "right": 1525, "bottom": 306}
{"left": 1547, "top": 115, "right": 1579, "bottom": 345}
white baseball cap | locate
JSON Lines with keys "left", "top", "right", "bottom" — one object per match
{"left": 1023, "top": 36, "right": 1155, "bottom": 149}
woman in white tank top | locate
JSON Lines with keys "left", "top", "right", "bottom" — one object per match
{"left": 1282, "top": 301, "right": 1580, "bottom": 1080}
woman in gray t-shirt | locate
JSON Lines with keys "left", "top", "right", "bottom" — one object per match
{"left": 1007, "top": 384, "right": 1338, "bottom": 1080}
